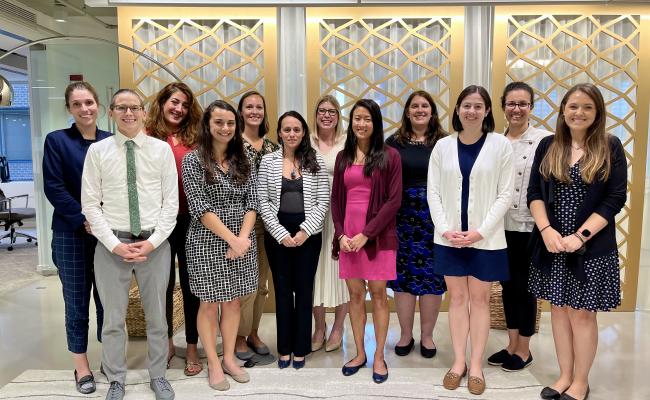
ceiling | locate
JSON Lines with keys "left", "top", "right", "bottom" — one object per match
{"left": 12, "top": 0, "right": 116, "bottom": 18}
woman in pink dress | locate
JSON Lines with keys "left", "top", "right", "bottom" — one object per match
{"left": 331, "top": 99, "right": 402, "bottom": 384}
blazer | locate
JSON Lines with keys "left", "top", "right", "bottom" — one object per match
{"left": 43, "top": 124, "right": 112, "bottom": 232}
{"left": 257, "top": 149, "right": 330, "bottom": 243}
{"left": 330, "top": 146, "right": 402, "bottom": 259}
{"left": 527, "top": 134, "right": 627, "bottom": 282}
{"left": 427, "top": 132, "right": 514, "bottom": 250}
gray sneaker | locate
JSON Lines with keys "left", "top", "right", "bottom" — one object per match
{"left": 150, "top": 377, "right": 175, "bottom": 400}
{"left": 105, "top": 381, "right": 125, "bottom": 400}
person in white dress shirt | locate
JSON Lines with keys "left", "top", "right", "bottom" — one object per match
{"left": 81, "top": 89, "right": 178, "bottom": 400}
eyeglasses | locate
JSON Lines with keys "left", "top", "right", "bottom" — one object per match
{"left": 111, "top": 104, "right": 144, "bottom": 113}
{"left": 504, "top": 102, "right": 531, "bottom": 110}
{"left": 317, "top": 108, "right": 338, "bottom": 117}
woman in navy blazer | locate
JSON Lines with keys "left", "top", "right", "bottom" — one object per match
{"left": 257, "top": 111, "right": 329, "bottom": 369}
{"left": 43, "top": 82, "right": 112, "bottom": 394}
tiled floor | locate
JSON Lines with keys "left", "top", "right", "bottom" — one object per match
{"left": 0, "top": 274, "right": 649, "bottom": 399}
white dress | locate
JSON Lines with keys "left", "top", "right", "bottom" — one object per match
{"left": 311, "top": 135, "right": 350, "bottom": 307}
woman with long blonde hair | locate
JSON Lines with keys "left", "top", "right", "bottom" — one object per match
{"left": 310, "top": 94, "right": 349, "bottom": 353}
{"left": 528, "top": 83, "right": 627, "bottom": 400}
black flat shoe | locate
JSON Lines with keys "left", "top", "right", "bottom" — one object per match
{"left": 372, "top": 360, "right": 388, "bottom": 384}
{"left": 487, "top": 349, "right": 511, "bottom": 366}
{"left": 341, "top": 357, "right": 367, "bottom": 376}
{"left": 420, "top": 341, "right": 437, "bottom": 358}
{"left": 292, "top": 357, "right": 305, "bottom": 369}
{"left": 394, "top": 338, "right": 414, "bottom": 356}
{"left": 74, "top": 370, "right": 96, "bottom": 394}
{"left": 502, "top": 353, "right": 533, "bottom": 371}
{"left": 540, "top": 386, "right": 563, "bottom": 400}
{"left": 559, "top": 386, "right": 589, "bottom": 400}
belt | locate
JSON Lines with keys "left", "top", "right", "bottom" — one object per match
{"left": 112, "top": 229, "right": 154, "bottom": 240}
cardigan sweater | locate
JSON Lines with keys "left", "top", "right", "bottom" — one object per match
{"left": 526, "top": 134, "right": 627, "bottom": 282}
{"left": 427, "top": 132, "right": 514, "bottom": 250}
{"left": 257, "top": 149, "right": 330, "bottom": 243}
{"left": 330, "top": 145, "right": 402, "bottom": 259}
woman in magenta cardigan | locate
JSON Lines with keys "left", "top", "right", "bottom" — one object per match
{"left": 331, "top": 98, "right": 402, "bottom": 384}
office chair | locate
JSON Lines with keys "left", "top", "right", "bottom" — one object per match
{"left": 0, "top": 187, "right": 37, "bottom": 251}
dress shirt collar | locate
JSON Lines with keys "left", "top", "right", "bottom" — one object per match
{"left": 114, "top": 130, "right": 147, "bottom": 147}
{"left": 506, "top": 124, "right": 536, "bottom": 141}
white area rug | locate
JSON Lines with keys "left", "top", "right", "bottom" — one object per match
{"left": 1, "top": 368, "right": 542, "bottom": 399}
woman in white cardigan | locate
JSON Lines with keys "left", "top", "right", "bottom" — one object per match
{"left": 427, "top": 85, "right": 514, "bottom": 395}
{"left": 257, "top": 111, "right": 330, "bottom": 369}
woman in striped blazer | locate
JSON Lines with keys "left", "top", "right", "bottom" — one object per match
{"left": 257, "top": 111, "right": 330, "bottom": 369}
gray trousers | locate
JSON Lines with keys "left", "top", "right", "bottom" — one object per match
{"left": 94, "top": 239, "right": 170, "bottom": 384}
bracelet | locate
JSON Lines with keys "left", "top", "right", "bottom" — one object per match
{"left": 338, "top": 234, "right": 345, "bottom": 241}
{"left": 539, "top": 224, "right": 551, "bottom": 233}
{"left": 573, "top": 232, "right": 585, "bottom": 244}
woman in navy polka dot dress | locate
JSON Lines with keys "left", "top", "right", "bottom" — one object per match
{"left": 527, "top": 83, "right": 627, "bottom": 400}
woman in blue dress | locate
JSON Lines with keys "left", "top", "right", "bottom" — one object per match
{"left": 427, "top": 85, "right": 513, "bottom": 395}
{"left": 386, "top": 90, "right": 446, "bottom": 358}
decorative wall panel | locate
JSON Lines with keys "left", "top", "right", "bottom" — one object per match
{"left": 492, "top": 5, "right": 650, "bottom": 310}
{"left": 306, "top": 7, "right": 464, "bottom": 134}
{"left": 117, "top": 7, "right": 278, "bottom": 123}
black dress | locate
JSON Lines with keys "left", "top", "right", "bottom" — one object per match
{"left": 528, "top": 163, "right": 620, "bottom": 311}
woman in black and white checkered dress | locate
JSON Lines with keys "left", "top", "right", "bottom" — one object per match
{"left": 182, "top": 100, "right": 258, "bottom": 390}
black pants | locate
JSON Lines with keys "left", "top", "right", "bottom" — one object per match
{"left": 501, "top": 231, "right": 537, "bottom": 337}
{"left": 265, "top": 211, "right": 322, "bottom": 357}
{"left": 166, "top": 214, "right": 200, "bottom": 343}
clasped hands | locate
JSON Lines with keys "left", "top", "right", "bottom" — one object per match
{"left": 226, "top": 235, "right": 252, "bottom": 260}
{"left": 113, "top": 240, "right": 154, "bottom": 263}
{"left": 541, "top": 227, "right": 584, "bottom": 254}
{"left": 442, "top": 230, "right": 483, "bottom": 247}
{"left": 281, "top": 230, "right": 309, "bottom": 248}
{"left": 338, "top": 233, "right": 368, "bottom": 253}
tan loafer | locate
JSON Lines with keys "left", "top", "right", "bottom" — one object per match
{"left": 222, "top": 363, "right": 250, "bottom": 383}
{"left": 468, "top": 375, "right": 486, "bottom": 395}
{"left": 442, "top": 366, "right": 467, "bottom": 390}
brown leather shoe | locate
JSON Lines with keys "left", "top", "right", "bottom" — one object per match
{"left": 442, "top": 366, "right": 467, "bottom": 390}
{"left": 468, "top": 375, "right": 486, "bottom": 395}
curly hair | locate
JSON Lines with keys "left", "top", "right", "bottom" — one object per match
{"left": 395, "top": 90, "right": 447, "bottom": 147}
{"left": 145, "top": 82, "right": 202, "bottom": 147}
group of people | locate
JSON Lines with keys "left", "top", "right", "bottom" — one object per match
{"left": 42, "top": 78, "right": 626, "bottom": 400}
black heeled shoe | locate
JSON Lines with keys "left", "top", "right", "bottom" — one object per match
{"left": 341, "top": 356, "right": 367, "bottom": 376}
{"left": 372, "top": 360, "right": 388, "bottom": 384}
{"left": 394, "top": 338, "right": 414, "bottom": 356}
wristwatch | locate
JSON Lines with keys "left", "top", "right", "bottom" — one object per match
{"left": 581, "top": 229, "right": 591, "bottom": 238}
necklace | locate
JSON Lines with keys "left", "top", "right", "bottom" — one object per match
{"left": 286, "top": 158, "right": 300, "bottom": 179}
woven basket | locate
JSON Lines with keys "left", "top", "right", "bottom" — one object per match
{"left": 490, "top": 282, "right": 542, "bottom": 333}
{"left": 126, "top": 283, "right": 184, "bottom": 337}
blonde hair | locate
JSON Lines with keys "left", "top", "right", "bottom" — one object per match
{"left": 540, "top": 83, "right": 611, "bottom": 184}
{"left": 311, "top": 94, "right": 344, "bottom": 144}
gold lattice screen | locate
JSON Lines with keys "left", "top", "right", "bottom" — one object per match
{"left": 492, "top": 6, "right": 650, "bottom": 311}
{"left": 117, "top": 7, "right": 277, "bottom": 122}
{"left": 306, "top": 7, "right": 464, "bottom": 135}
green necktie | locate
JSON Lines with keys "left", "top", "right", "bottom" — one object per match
{"left": 125, "top": 140, "right": 141, "bottom": 236}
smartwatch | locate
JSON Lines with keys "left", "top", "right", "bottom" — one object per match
{"left": 581, "top": 229, "right": 591, "bottom": 238}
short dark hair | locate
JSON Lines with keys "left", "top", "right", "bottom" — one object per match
{"left": 500, "top": 81, "right": 535, "bottom": 110}
{"left": 110, "top": 89, "right": 142, "bottom": 107}
{"left": 451, "top": 85, "right": 495, "bottom": 134}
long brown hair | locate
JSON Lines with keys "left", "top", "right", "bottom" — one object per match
{"left": 197, "top": 100, "right": 250, "bottom": 185}
{"left": 64, "top": 81, "right": 99, "bottom": 109}
{"left": 145, "top": 82, "right": 202, "bottom": 147}
{"left": 395, "top": 90, "right": 446, "bottom": 146}
{"left": 540, "top": 83, "right": 610, "bottom": 184}
{"left": 237, "top": 90, "right": 269, "bottom": 138}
